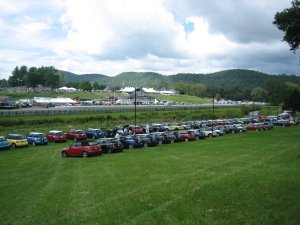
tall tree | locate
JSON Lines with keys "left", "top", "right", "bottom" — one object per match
{"left": 8, "top": 66, "right": 26, "bottom": 86}
{"left": 79, "top": 81, "right": 92, "bottom": 91}
{"left": 0, "top": 79, "right": 8, "bottom": 87}
{"left": 250, "top": 87, "right": 268, "bottom": 102}
{"left": 265, "top": 78, "right": 288, "bottom": 105}
{"left": 25, "top": 67, "right": 41, "bottom": 87}
{"left": 273, "top": 0, "right": 300, "bottom": 52}
{"left": 283, "top": 88, "right": 300, "bottom": 113}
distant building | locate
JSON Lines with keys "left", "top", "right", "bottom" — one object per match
{"left": 0, "top": 96, "right": 17, "bottom": 109}
{"left": 58, "top": 87, "right": 77, "bottom": 92}
{"left": 117, "top": 88, "right": 156, "bottom": 105}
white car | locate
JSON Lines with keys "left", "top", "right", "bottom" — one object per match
{"left": 200, "top": 128, "right": 218, "bottom": 137}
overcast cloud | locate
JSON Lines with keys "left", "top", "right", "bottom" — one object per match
{"left": 0, "top": 0, "right": 298, "bottom": 79}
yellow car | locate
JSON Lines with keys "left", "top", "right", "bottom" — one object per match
{"left": 6, "top": 134, "right": 28, "bottom": 148}
{"left": 169, "top": 123, "right": 185, "bottom": 131}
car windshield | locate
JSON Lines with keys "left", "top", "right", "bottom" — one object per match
{"left": 0, "top": 137, "right": 7, "bottom": 142}
{"left": 32, "top": 134, "right": 44, "bottom": 138}
{"left": 13, "top": 135, "right": 25, "bottom": 140}
{"left": 73, "top": 131, "right": 84, "bottom": 134}
{"left": 90, "top": 129, "right": 100, "bottom": 132}
{"left": 51, "top": 132, "right": 64, "bottom": 136}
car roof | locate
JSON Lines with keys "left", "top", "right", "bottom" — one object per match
{"left": 28, "top": 132, "right": 44, "bottom": 135}
{"left": 48, "top": 130, "right": 63, "bottom": 133}
{"left": 7, "top": 133, "right": 23, "bottom": 136}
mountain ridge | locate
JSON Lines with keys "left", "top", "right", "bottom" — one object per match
{"left": 62, "top": 69, "right": 300, "bottom": 89}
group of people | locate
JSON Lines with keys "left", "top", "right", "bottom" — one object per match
{"left": 114, "top": 125, "right": 151, "bottom": 139}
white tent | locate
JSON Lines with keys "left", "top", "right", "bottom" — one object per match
{"left": 159, "top": 90, "right": 176, "bottom": 95}
{"left": 142, "top": 88, "right": 158, "bottom": 93}
{"left": 58, "top": 87, "right": 77, "bottom": 92}
{"left": 34, "top": 97, "right": 76, "bottom": 105}
{"left": 119, "top": 87, "right": 135, "bottom": 93}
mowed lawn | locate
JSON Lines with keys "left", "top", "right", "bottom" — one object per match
{"left": 0, "top": 127, "right": 299, "bottom": 225}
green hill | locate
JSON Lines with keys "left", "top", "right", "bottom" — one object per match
{"left": 62, "top": 71, "right": 110, "bottom": 82}
{"left": 61, "top": 69, "right": 300, "bottom": 89}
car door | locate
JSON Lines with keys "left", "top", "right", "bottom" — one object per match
{"left": 100, "top": 140, "right": 107, "bottom": 152}
{"left": 69, "top": 143, "right": 81, "bottom": 156}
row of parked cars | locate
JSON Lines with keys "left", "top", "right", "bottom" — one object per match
{"left": 0, "top": 116, "right": 298, "bottom": 157}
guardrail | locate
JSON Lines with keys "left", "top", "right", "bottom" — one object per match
{"left": 0, "top": 104, "right": 240, "bottom": 117}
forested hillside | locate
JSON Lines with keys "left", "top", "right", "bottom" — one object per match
{"left": 62, "top": 69, "right": 300, "bottom": 90}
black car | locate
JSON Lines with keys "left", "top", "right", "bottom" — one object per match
{"left": 133, "top": 134, "right": 158, "bottom": 147}
{"left": 95, "top": 138, "right": 123, "bottom": 153}
{"left": 169, "top": 131, "right": 185, "bottom": 142}
{"left": 150, "top": 132, "right": 174, "bottom": 144}
{"left": 149, "top": 124, "right": 166, "bottom": 133}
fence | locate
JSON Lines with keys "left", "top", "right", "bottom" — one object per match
{"left": 0, "top": 104, "right": 239, "bottom": 117}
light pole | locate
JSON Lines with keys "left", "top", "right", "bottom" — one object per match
{"left": 134, "top": 87, "right": 137, "bottom": 130}
{"left": 211, "top": 96, "right": 215, "bottom": 133}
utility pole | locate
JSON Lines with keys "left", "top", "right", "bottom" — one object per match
{"left": 134, "top": 88, "right": 137, "bottom": 131}
{"left": 211, "top": 96, "right": 215, "bottom": 133}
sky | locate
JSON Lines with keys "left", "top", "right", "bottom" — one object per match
{"left": 0, "top": 0, "right": 299, "bottom": 79}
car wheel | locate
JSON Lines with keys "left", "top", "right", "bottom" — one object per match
{"left": 62, "top": 151, "right": 68, "bottom": 158}
{"left": 82, "top": 151, "right": 88, "bottom": 158}
{"left": 32, "top": 141, "right": 36, "bottom": 146}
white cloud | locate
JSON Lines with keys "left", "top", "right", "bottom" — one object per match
{"left": 54, "top": 0, "right": 185, "bottom": 58}
{"left": 0, "top": 0, "right": 299, "bottom": 79}
{"left": 183, "top": 17, "right": 237, "bottom": 57}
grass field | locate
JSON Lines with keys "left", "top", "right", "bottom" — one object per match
{"left": 0, "top": 126, "right": 299, "bottom": 225}
{"left": 0, "top": 106, "right": 279, "bottom": 136}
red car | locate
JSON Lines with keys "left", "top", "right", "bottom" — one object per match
{"left": 125, "top": 125, "right": 144, "bottom": 134}
{"left": 246, "top": 123, "right": 266, "bottom": 131}
{"left": 61, "top": 141, "right": 102, "bottom": 158}
{"left": 46, "top": 130, "right": 67, "bottom": 143}
{"left": 177, "top": 131, "right": 196, "bottom": 142}
{"left": 65, "top": 129, "right": 87, "bottom": 141}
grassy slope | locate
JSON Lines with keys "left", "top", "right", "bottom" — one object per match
{"left": 150, "top": 94, "right": 209, "bottom": 104}
{"left": 0, "top": 107, "right": 279, "bottom": 135}
{"left": 0, "top": 90, "right": 124, "bottom": 100}
{"left": 0, "top": 126, "right": 299, "bottom": 225}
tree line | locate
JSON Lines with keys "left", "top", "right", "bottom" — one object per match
{"left": 3, "top": 66, "right": 64, "bottom": 88}
{"left": 1, "top": 65, "right": 299, "bottom": 112}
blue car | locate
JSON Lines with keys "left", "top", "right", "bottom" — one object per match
{"left": 272, "top": 120, "right": 289, "bottom": 126}
{"left": 119, "top": 136, "right": 144, "bottom": 149}
{"left": 0, "top": 136, "right": 10, "bottom": 150}
{"left": 187, "top": 129, "right": 206, "bottom": 140}
{"left": 86, "top": 128, "right": 107, "bottom": 139}
{"left": 27, "top": 132, "right": 48, "bottom": 146}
